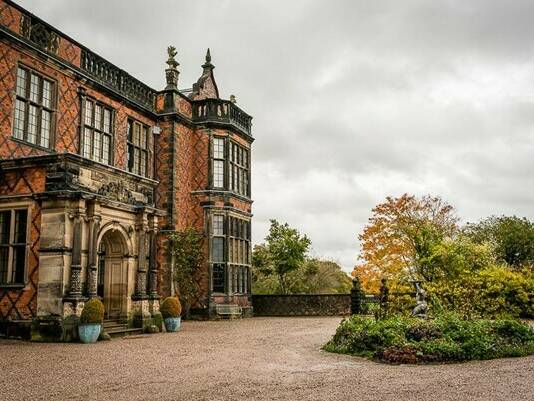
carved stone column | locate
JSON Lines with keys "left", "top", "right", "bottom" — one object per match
{"left": 65, "top": 211, "right": 84, "bottom": 301}
{"left": 133, "top": 228, "right": 148, "bottom": 300}
{"left": 148, "top": 228, "right": 159, "bottom": 299}
{"left": 86, "top": 215, "right": 101, "bottom": 298}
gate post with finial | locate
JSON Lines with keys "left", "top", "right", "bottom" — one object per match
{"left": 350, "top": 276, "right": 363, "bottom": 315}
{"left": 378, "top": 278, "right": 389, "bottom": 319}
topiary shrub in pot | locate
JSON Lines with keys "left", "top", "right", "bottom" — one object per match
{"left": 160, "top": 297, "right": 182, "bottom": 332}
{"left": 78, "top": 298, "right": 104, "bottom": 343}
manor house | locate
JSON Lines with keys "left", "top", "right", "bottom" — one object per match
{"left": 0, "top": 0, "right": 253, "bottom": 340}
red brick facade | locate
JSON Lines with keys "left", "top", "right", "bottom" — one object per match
{"left": 0, "top": 0, "right": 253, "bottom": 337}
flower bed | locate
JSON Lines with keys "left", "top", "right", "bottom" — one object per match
{"left": 323, "top": 314, "right": 534, "bottom": 364}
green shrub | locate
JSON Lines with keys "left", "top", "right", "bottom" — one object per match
{"left": 324, "top": 313, "right": 534, "bottom": 364}
{"left": 493, "top": 319, "right": 534, "bottom": 343}
{"left": 80, "top": 298, "right": 104, "bottom": 324}
{"left": 145, "top": 325, "right": 159, "bottom": 334}
{"left": 427, "top": 266, "right": 534, "bottom": 319}
{"left": 405, "top": 321, "right": 441, "bottom": 342}
{"left": 329, "top": 315, "right": 412, "bottom": 354}
{"left": 160, "top": 297, "right": 182, "bottom": 318}
{"left": 360, "top": 301, "right": 380, "bottom": 316}
{"left": 387, "top": 293, "right": 414, "bottom": 316}
{"left": 376, "top": 345, "right": 424, "bottom": 364}
{"left": 416, "top": 338, "right": 463, "bottom": 361}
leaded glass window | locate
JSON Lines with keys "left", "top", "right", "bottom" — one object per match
{"left": 0, "top": 209, "right": 28, "bottom": 285}
{"left": 212, "top": 237, "right": 224, "bottom": 263}
{"left": 82, "top": 98, "right": 113, "bottom": 165}
{"left": 212, "top": 263, "right": 225, "bottom": 293}
{"left": 227, "top": 215, "right": 251, "bottom": 294}
{"left": 211, "top": 213, "right": 226, "bottom": 292}
{"left": 13, "top": 66, "right": 55, "bottom": 148}
{"left": 210, "top": 137, "right": 251, "bottom": 197}
{"left": 127, "top": 119, "right": 149, "bottom": 177}
{"left": 229, "top": 142, "right": 250, "bottom": 197}
{"left": 212, "top": 137, "right": 225, "bottom": 188}
{"left": 213, "top": 215, "right": 224, "bottom": 236}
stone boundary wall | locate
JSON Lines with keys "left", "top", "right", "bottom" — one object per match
{"left": 252, "top": 294, "right": 351, "bottom": 317}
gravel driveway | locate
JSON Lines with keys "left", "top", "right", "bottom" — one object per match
{"left": 2, "top": 317, "right": 533, "bottom": 401}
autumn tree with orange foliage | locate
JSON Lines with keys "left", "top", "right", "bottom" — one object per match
{"left": 352, "top": 194, "right": 459, "bottom": 293}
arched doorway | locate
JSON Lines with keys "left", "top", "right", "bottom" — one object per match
{"left": 96, "top": 228, "right": 129, "bottom": 318}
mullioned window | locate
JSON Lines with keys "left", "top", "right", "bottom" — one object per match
{"left": 13, "top": 66, "right": 55, "bottom": 148}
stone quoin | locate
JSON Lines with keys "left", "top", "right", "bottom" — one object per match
{"left": 0, "top": 0, "right": 253, "bottom": 340}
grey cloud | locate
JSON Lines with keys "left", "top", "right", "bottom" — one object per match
{"left": 18, "top": 0, "right": 534, "bottom": 271}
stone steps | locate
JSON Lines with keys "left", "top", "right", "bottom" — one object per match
{"left": 107, "top": 327, "right": 144, "bottom": 337}
{"left": 102, "top": 319, "right": 143, "bottom": 338}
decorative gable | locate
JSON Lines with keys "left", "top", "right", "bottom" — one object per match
{"left": 190, "top": 48, "right": 220, "bottom": 100}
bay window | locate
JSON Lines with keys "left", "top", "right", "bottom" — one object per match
{"left": 210, "top": 213, "right": 251, "bottom": 294}
{"left": 211, "top": 137, "right": 250, "bottom": 197}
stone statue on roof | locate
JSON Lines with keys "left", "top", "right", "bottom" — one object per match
{"left": 166, "top": 46, "right": 179, "bottom": 70}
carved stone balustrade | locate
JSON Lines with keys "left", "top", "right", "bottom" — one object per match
{"left": 81, "top": 49, "right": 156, "bottom": 111}
{"left": 192, "top": 99, "right": 252, "bottom": 137}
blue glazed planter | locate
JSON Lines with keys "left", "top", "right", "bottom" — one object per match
{"left": 78, "top": 323, "right": 101, "bottom": 343}
{"left": 164, "top": 317, "right": 181, "bottom": 332}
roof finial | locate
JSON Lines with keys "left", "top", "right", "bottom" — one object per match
{"left": 205, "top": 48, "right": 211, "bottom": 64}
{"left": 165, "top": 45, "right": 180, "bottom": 90}
{"left": 202, "top": 48, "right": 214, "bottom": 70}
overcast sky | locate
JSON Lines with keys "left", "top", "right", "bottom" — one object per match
{"left": 19, "top": 0, "right": 534, "bottom": 272}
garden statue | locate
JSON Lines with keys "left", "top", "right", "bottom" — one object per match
{"left": 411, "top": 281, "right": 428, "bottom": 318}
